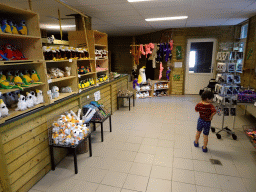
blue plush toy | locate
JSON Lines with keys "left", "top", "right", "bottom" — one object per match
{"left": 1, "top": 19, "right": 12, "bottom": 33}
{"left": 17, "top": 20, "right": 28, "bottom": 35}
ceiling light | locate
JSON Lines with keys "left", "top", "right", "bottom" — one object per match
{"left": 40, "top": 24, "right": 76, "bottom": 29}
{"left": 145, "top": 16, "right": 188, "bottom": 21}
{"left": 128, "top": 0, "right": 151, "bottom": 2}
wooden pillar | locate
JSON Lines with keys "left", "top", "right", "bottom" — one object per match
{"left": 72, "top": 14, "right": 91, "bottom": 31}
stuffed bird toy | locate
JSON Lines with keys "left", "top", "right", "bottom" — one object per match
{"left": 15, "top": 94, "right": 27, "bottom": 111}
{"left": 4, "top": 44, "right": 14, "bottom": 60}
{"left": 17, "top": 20, "right": 27, "bottom": 35}
{"left": 0, "top": 71, "right": 6, "bottom": 80}
{"left": 6, "top": 71, "right": 14, "bottom": 82}
{"left": 0, "top": 50, "right": 8, "bottom": 61}
{"left": 1, "top": 19, "right": 11, "bottom": 33}
{"left": 26, "top": 92, "right": 34, "bottom": 108}
{"left": 12, "top": 23, "right": 19, "bottom": 34}
{"left": 7, "top": 21, "right": 14, "bottom": 33}
{"left": 138, "top": 66, "right": 146, "bottom": 84}
{"left": 36, "top": 89, "right": 44, "bottom": 104}
{"left": 13, "top": 70, "right": 26, "bottom": 87}
{"left": 30, "top": 91, "right": 38, "bottom": 105}
{"left": 0, "top": 99, "right": 9, "bottom": 117}
{"left": 19, "top": 71, "right": 33, "bottom": 85}
{"left": 31, "top": 70, "right": 41, "bottom": 83}
{"left": 24, "top": 70, "right": 31, "bottom": 78}
{"left": 5, "top": 92, "right": 16, "bottom": 107}
{"left": 51, "top": 86, "right": 59, "bottom": 99}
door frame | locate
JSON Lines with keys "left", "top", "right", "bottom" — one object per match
{"left": 185, "top": 38, "right": 217, "bottom": 94}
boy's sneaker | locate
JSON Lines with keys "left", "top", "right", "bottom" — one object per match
{"left": 202, "top": 146, "right": 208, "bottom": 153}
{"left": 194, "top": 141, "right": 199, "bottom": 147}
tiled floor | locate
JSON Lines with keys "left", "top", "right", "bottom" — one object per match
{"left": 30, "top": 96, "right": 256, "bottom": 192}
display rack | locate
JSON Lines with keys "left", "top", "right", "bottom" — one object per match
{"left": 153, "top": 80, "right": 170, "bottom": 97}
{"left": 212, "top": 42, "right": 245, "bottom": 140}
{"left": 0, "top": 3, "right": 49, "bottom": 124}
{"left": 243, "top": 125, "right": 256, "bottom": 149}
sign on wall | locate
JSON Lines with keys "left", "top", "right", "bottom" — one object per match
{"left": 94, "top": 91, "right": 101, "bottom": 101}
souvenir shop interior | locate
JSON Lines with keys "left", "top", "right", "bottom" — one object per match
{"left": 0, "top": 0, "right": 256, "bottom": 192}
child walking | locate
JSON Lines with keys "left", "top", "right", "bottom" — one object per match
{"left": 194, "top": 91, "right": 216, "bottom": 152}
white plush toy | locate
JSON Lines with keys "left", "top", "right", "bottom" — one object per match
{"left": 36, "top": 90, "right": 44, "bottom": 104}
{"left": 64, "top": 66, "right": 71, "bottom": 77}
{"left": 26, "top": 92, "right": 34, "bottom": 108}
{"left": 5, "top": 92, "right": 16, "bottom": 107}
{"left": 56, "top": 68, "right": 64, "bottom": 78}
{"left": 138, "top": 66, "right": 146, "bottom": 84}
{"left": 51, "top": 86, "right": 59, "bottom": 99}
{"left": 30, "top": 91, "right": 38, "bottom": 105}
{"left": 0, "top": 99, "right": 8, "bottom": 117}
{"left": 13, "top": 90, "right": 20, "bottom": 103}
{"left": 15, "top": 94, "right": 27, "bottom": 111}
{"left": 61, "top": 86, "right": 72, "bottom": 93}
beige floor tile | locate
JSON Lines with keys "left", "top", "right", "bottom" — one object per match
{"left": 101, "top": 171, "right": 128, "bottom": 188}
{"left": 150, "top": 165, "right": 172, "bottom": 180}
{"left": 134, "top": 153, "right": 155, "bottom": 164}
{"left": 123, "top": 174, "right": 149, "bottom": 192}
{"left": 172, "top": 168, "right": 195, "bottom": 184}
{"left": 157, "top": 133, "right": 175, "bottom": 140}
{"left": 172, "top": 181, "right": 196, "bottom": 192}
{"left": 217, "top": 175, "right": 246, "bottom": 191}
{"left": 122, "top": 143, "right": 141, "bottom": 152}
{"left": 117, "top": 150, "right": 138, "bottom": 162}
{"left": 155, "top": 146, "right": 174, "bottom": 157}
{"left": 129, "top": 162, "right": 152, "bottom": 177}
{"left": 73, "top": 167, "right": 108, "bottom": 183}
{"left": 194, "top": 172, "right": 220, "bottom": 188}
{"left": 139, "top": 145, "right": 157, "bottom": 155}
{"left": 146, "top": 178, "right": 172, "bottom": 192}
{"left": 31, "top": 174, "right": 60, "bottom": 191}
{"left": 214, "top": 161, "right": 240, "bottom": 177}
{"left": 121, "top": 189, "right": 138, "bottom": 192}
{"left": 242, "top": 178, "right": 256, "bottom": 192}
{"left": 173, "top": 158, "right": 194, "bottom": 170}
{"left": 196, "top": 186, "right": 222, "bottom": 192}
{"left": 127, "top": 136, "right": 144, "bottom": 144}
{"left": 142, "top": 138, "right": 159, "bottom": 146}
{"left": 192, "top": 160, "right": 216, "bottom": 173}
{"left": 174, "top": 148, "right": 193, "bottom": 159}
{"left": 96, "top": 184, "right": 121, "bottom": 192}
{"left": 110, "top": 159, "right": 133, "bottom": 173}
{"left": 157, "top": 139, "right": 174, "bottom": 148}
{"left": 153, "top": 154, "right": 173, "bottom": 167}
{"left": 145, "top": 132, "right": 160, "bottom": 139}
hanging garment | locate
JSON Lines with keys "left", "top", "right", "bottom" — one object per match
{"left": 148, "top": 43, "right": 158, "bottom": 68}
{"left": 169, "top": 40, "right": 174, "bottom": 51}
{"left": 139, "top": 44, "right": 145, "bottom": 56}
{"left": 165, "top": 43, "right": 172, "bottom": 62}
{"left": 145, "top": 43, "right": 155, "bottom": 58}
{"left": 159, "top": 62, "right": 164, "bottom": 80}
{"left": 166, "top": 67, "right": 171, "bottom": 81}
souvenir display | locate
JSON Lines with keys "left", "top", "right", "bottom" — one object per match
{"left": 118, "top": 90, "right": 133, "bottom": 97}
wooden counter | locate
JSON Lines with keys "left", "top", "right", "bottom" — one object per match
{"left": 0, "top": 75, "right": 128, "bottom": 192}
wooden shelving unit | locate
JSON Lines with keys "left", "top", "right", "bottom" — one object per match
{"left": 51, "top": 92, "right": 76, "bottom": 103}
{"left": 153, "top": 80, "right": 171, "bottom": 96}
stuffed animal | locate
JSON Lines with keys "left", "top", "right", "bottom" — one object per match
{"left": 36, "top": 89, "right": 44, "bottom": 104}
{"left": 159, "top": 62, "right": 164, "bottom": 80}
{"left": 13, "top": 70, "right": 26, "bottom": 87}
{"left": 0, "top": 71, "right": 6, "bottom": 80}
{"left": 48, "top": 68, "right": 58, "bottom": 79}
{"left": 31, "top": 70, "right": 41, "bottom": 83}
{"left": 1, "top": 19, "right": 11, "bottom": 33}
{"left": 51, "top": 86, "right": 59, "bottom": 99}
{"left": 56, "top": 68, "right": 64, "bottom": 78}
{"left": 138, "top": 66, "right": 146, "bottom": 84}
{"left": 12, "top": 45, "right": 27, "bottom": 60}
{"left": 26, "top": 92, "right": 34, "bottom": 108}
{"left": 0, "top": 99, "right": 8, "bottom": 117}
{"left": 5, "top": 92, "right": 16, "bottom": 107}
{"left": 61, "top": 86, "right": 72, "bottom": 93}
{"left": 6, "top": 71, "right": 14, "bottom": 82}
{"left": 30, "top": 91, "right": 38, "bottom": 105}
{"left": 0, "top": 50, "right": 8, "bottom": 61}
{"left": 13, "top": 90, "right": 20, "bottom": 102}
{"left": 19, "top": 71, "right": 32, "bottom": 85}
{"left": 15, "top": 94, "right": 27, "bottom": 111}
{"left": 4, "top": 44, "right": 14, "bottom": 60}
{"left": 17, "top": 20, "right": 27, "bottom": 35}
{"left": 64, "top": 66, "right": 71, "bottom": 77}
{"left": 12, "top": 23, "right": 19, "bottom": 34}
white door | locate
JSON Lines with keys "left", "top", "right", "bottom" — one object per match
{"left": 185, "top": 38, "right": 217, "bottom": 94}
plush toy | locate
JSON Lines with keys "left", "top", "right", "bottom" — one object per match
{"left": 159, "top": 62, "right": 164, "bottom": 80}
{"left": 0, "top": 99, "right": 9, "bottom": 117}
{"left": 12, "top": 23, "right": 19, "bottom": 34}
{"left": 15, "top": 94, "right": 27, "bottom": 111}
{"left": 48, "top": 68, "right": 58, "bottom": 79}
{"left": 56, "top": 68, "right": 64, "bottom": 78}
{"left": 4, "top": 44, "right": 14, "bottom": 60}
{"left": 19, "top": 71, "right": 32, "bottom": 85}
{"left": 51, "top": 86, "right": 59, "bottom": 99}
{"left": 36, "top": 90, "right": 44, "bottom": 104}
{"left": 139, "top": 44, "right": 145, "bottom": 56}
{"left": 31, "top": 70, "right": 41, "bottom": 83}
{"left": 166, "top": 67, "right": 171, "bottom": 81}
{"left": 13, "top": 90, "right": 20, "bottom": 102}
{"left": 26, "top": 92, "right": 34, "bottom": 108}
{"left": 0, "top": 50, "right": 8, "bottom": 61}
{"left": 61, "top": 86, "right": 72, "bottom": 93}
{"left": 145, "top": 43, "right": 154, "bottom": 58}
{"left": 13, "top": 70, "right": 26, "bottom": 87}
{"left": 138, "top": 66, "right": 146, "bottom": 84}
{"left": 5, "top": 92, "right": 16, "bottom": 107}
{"left": 12, "top": 46, "right": 27, "bottom": 60}
{"left": 30, "top": 91, "right": 38, "bottom": 105}
{"left": 1, "top": 19, "right": 11, "bottom": 33}
{"left": 0, "top": 71, "right": 6, "bottom": 81}
{"left": 17, "top": 20, "right": 28, "bottom": 35}
{"left": 6, "top": 71, "right": 14, "bottom": 82}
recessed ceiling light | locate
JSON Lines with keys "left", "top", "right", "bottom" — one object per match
{"left": 145, "top": 16, "right": 188, "bottom": 21}
{"left": 40, "top": 24, "right": 76, "bottom": 29}
{"left": 128, "top": 0, "right": 151, "bottom": 2}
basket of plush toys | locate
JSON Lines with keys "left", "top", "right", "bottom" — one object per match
{"left": 49, "top": 109, "right": 91, "bottom": 147}
{"left": 82, "top": 101, "right": 110, "bottom": 122}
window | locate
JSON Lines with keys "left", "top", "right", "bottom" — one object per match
{"left": 240, "top": 23, "right": 248, "bottom": 39}
{"left": 189, "top": 51, "right": 196, "bottom": 68}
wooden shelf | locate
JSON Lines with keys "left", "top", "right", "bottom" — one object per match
{"left": 0, "top": 33, "right": 40, "bottom": 39}
{"left": 51, "top": 92, "right": 76, "bottom": 103}
{"left": 95, "top": 44, "right": 107, "bottom": 47}
{"left": 137, "top": 89, "right": 152, "bottom": 92}
{"left": 78, "top": 72, "right": 96, "bottom": 77}
{"left": 78, "top": 58, "right": 95, "bottom": 61}
{"left": 138, "top": 96, "right": 152, "bottom": 99}
{"left": 0, "top": 60, "right": 41, "bottom": 66}
{"left": 96, "top": 70, "right": 108, "bottom": 73}
{"left": 80, "top": 86, "right": 95, "bottom": 92}
{"left": 155, "top": 88, "right": 169, "bottom": 91}
{"left": 96, "top": 58, "right": 108, "bottom": 61}
{"left": 48, "top": 76, "right": 76, "bottom": 84}
{"left": 154, "top": 81, "right": 170, "bottom": 84}
{"left": 0, "top": 103, "right": 45, "bottom": 124}
{"left": 0, "top": 83, "right": 45, "bottom": 94}
{"left": 46, "top": 60, "right": 71, "bottom": 63}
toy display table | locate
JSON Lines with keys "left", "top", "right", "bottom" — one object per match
{"left": 49, "top": 133, "right": 92, "bottom": 174}
{"left": 90, "top": 114, "right": 112, "bottom": 142}
{"left": 117, "top": 94, "right": 135, "bottom": 111}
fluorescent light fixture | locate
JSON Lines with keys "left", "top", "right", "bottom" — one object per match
{"left": 145, "top": 16, "right": 188, "bottom": 21}
{"left": 40, "top": 24, "right": 76, "bottom": 29}
{"left": 128, "top": 0, "right": 151, "bottom": 2}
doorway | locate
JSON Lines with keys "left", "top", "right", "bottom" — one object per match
{"left": 185, "top": 38, "right": 217, "bottom": 94}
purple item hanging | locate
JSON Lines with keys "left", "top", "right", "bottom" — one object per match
{"left": 166, "top": 68, "right": 171, "bottom": 81}
{"left": 133, "top": 79, "right": 139, "bottom": 89}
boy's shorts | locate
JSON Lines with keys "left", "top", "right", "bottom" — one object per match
{"left": 197, "top": 118, "right": 211, "bottom": 135}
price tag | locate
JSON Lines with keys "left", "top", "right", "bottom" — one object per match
{"left": 78, "top": 75, "right": 81, "bottom": 78}
{"left": 48, "top": 79, "right": 52, "bottom": 83}
{"left": 79, "top": 89, "right": 82, "bottom": 93}
{"left": 69, "top": 59, "right": 72, "bottom": 62}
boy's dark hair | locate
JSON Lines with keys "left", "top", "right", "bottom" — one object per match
{"left": 201, "top": 90, "right": 214, "bottom": 101}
